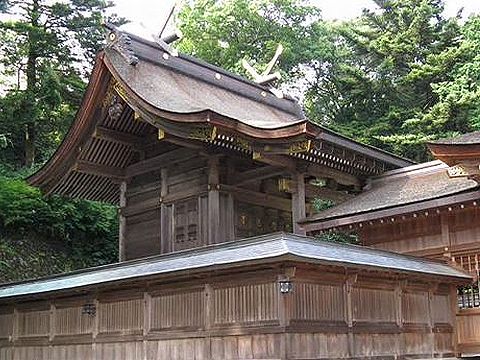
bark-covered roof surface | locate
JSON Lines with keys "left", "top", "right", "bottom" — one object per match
{"left": 0, "top": 232, "right": 470, "bottom": 301}
{"left": 432, "top": 131, "right": 480, "bottom": 145}
{"left": 305, "top": 161, "right": 479, "bottom": 223}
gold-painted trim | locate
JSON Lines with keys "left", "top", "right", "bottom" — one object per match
{"left": 189, "top": 126, "right": 217, "bottom": 141}
{"left": 158, "top": 128, "right": 166, "bottom": 140}
{"left": 289, "top": 139, "right": 312, "bottom": 154}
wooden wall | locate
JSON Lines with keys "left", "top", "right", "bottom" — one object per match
{"left": 360, "top": 206, "right": 480, "bottom": 262}
{"left": 358, "top": 205, "right": 480, "bottom": 355}
{"left": 0, "top": 265, "right": 458, "bottom": 359}
{"left": 121, "top": 152, "right": 295, "bottom": 260}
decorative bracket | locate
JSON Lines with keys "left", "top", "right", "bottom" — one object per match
{"left": 105, "top": 25, "right": 139, "bottom": 66}
{"left": 447, "top": 162, "right": 480, "bottom": 180}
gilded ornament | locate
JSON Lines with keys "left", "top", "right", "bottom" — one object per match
{"left": 288, "top": 140, "right": 312, "bottom": 154}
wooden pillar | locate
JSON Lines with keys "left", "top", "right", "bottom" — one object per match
{"left": 49, "top": 303, "right": 56, "bottom": 342}
{"left": 118, "top": 181, "right": 127, "bottom": 262}
{"left": 427, "top": 286, "right": 436, "bottom": 357}
{"left": 345, "top": 274, "right": 357, "bottom": 358}
{"left": 11, "top": 307, "right": 18, "bottom": 342}
{"left": 208, "top": 157, "right": 221, "bottom": 245}
{"left": 394, "top": 281, "right": 404, "bottom": 357}
{"left": 160, "top": 168, "right": 170, "bottom": 253}
{"left": 450, "top": 285, "right": 459, "bottom": 356}
{"left": 291, "top": 173, "right": 306, "bottom": 235}
{"left": 204, "top": 283, "right": 213, "bottom": 359}
{"left": 278, "top": 267, "right": 295, "bottom": 360}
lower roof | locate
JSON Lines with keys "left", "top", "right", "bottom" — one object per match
{"left": 0, "top": 233, "right": 469, "bottom": 301}
{"left": 302, "top": 161, "right": 479, "bottom": 230}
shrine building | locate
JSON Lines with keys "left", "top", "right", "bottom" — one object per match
{"left": 0, "top": 27, "right": 472, "bottom": 359}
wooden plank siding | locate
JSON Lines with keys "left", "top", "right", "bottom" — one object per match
{"left": 121, "top": 154, "right": 298, "bottom": 260}
{"left": 0, "top": 265, "right": 458, "bottom": 359}
{"left": 357, "top": 203, "right": 480, "bottom": 355}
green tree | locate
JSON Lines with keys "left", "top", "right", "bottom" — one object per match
{"left": 307, "top": 0, "right": 461, "bottom": 161}
{"left": 415, "top": 15, "right": 480, "bottom": 138}
{"left": 178, "top": 0, "right": 333, "bottom": 88}
{"left": 0, "top": 0, "right": 125, "bottom": 168}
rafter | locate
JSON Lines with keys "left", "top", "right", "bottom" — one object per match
{"left": 93, "top": 126, "right": 145, "bottom": 151}
{"left": 74, "top": 160, "right": 125, "bottom": 180}
{"left": 126, "top": 148, "right": 197, "bottom": 178}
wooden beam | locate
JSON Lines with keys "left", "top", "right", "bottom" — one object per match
{"left": 74, "top": 160, "right": 125, "bottom": 179}
{"left": 126, "top": 148, "right": 196, "bottom": 178}
{"left": 93, "top": 126, "right": 144, "bottom": 150}
{"left": 158, "top": 131, "right": 207, "bottom": 152}
{"left": 254, "top": 153, "right": 361, "bottom": 187}
{"left": 221, "top": 185, "right": 291, "bottom": 212}
{"left": 292, "top": 172, "right": 306, "bottom": 235}
{"left": 232, "top": 166, "right": 285, "bottom": 186}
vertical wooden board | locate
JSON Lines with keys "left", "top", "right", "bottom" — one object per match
{"left": 434, "top": 333, "right": 453, "bottom": 354}
{"left": 432, "top": 294, "right": 451, "bottom": 324}
{"left": 17, "top": 309, "right": 50, "bottom": 337}
{"left": 0, "top": 347, "right": 13, "bottom": 360}
{"left": 96, "top": 342, "right": 143, "bottom": 360}
{"left": 291, "top": 282, "right": 345, "bottom": 322}
{"left": 213, "top": 283, "right": 278, "bottom": 326}
{"left": 210, "top": 337, "right": 225, "bottom": 360}
{"left": 98, "top": 298, "right": 143, "bottom": 333}
{"left": 353, "top": 334, "right": 398, "bottom": 357}
{"left": 252, "top": 334, "right": 269, "bottom": 358}
{"left": 402, "top": 291, "right": 429, "bottom": 324}
{"left": 52, "top": 344, "right": 93, "bottom": 360}
{"left": 146, "top": 339, "right": 207, "bottom": 360}
{"left": 287, "top": 333, "right": 310, "bottom": 359}
{"left": 0, "top": 313, "right": 13, "bottom": 338}
{"left": 150, "top": 290, "right": 204, "bottom": 330}
{"left": 457, "top": 311, "right": 480, "bottom": 345}
{"left": 13, "top": 346, "right": 49, "bottom": 360}
{"left": 352, "top": 287, "right": 396, "bottom": 323}
{"left": 55, "top": 306, "right": 94, "bottom": 335}
{"left": 402, "top": 333, "right": 431, "bottom": 356}
{"left": 237, "top": 336, "right": 253, "bottom": 359}
{"left": 325, "top": 333, "right": 349, "bottom": 358}
{"left": 210, "top": 336, "right": 239, "bottom": 360}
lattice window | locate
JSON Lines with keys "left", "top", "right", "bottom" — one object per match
{"left": 174, "top": 199, "right": 198, "bottom": 249}
{"left": 458, "top": 285, "right": 480, "bottom": 309}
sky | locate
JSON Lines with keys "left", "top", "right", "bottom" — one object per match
{"left": 112, "top": 0, "right": 480, "bottom": 38}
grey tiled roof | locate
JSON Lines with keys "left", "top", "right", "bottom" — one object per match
{"left": 307, "top": 165, "right": 478, "bottom": 222}
{"left": 432, "top": 131, "right": 480, "bottom": 145}
{"left": 0, "top": 233, "right": 469, "bottom": 300}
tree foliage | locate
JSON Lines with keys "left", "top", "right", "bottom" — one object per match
{"left": 178, "top": 0, "right": 476, "bottom": 162}
{"left": 0, "top": 176, "right": 118, "bottom": 282}
{"left": 0, "top": 0, "right": 125, "bottom": 167}
{"left": 0, "top": 1, "right": 123, "bottom": 281}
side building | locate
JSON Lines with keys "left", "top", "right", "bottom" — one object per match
{"left": 302, "top": 131, "right": 480, "bottom": 356}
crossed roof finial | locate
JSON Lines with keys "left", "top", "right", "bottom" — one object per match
{"left": 153, "top": 0, "right": 183, "bottom": 57}
{"left": 242, "top": 43, "right": 284, "bottom": 98}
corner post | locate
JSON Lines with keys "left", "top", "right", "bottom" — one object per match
{"left": 119, "top": 181, "right": 127, "bottom": 262}
{"left": 291, "top": 172, "right": 306, "bottom": 235}
{"left": 208, "top": 156, "right": 221, "bottom": 245}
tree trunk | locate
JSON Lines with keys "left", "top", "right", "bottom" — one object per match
{"left": 24, "top": 0, "right": 40, "bottom": 167}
